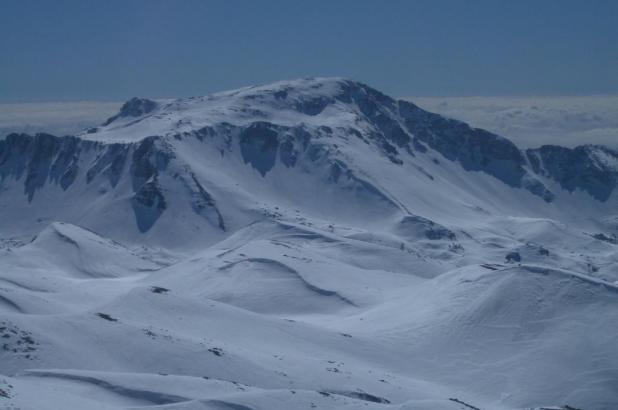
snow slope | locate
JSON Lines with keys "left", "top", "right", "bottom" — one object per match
{"left": 1, "top": 78, "right": 617, "bottom": 410}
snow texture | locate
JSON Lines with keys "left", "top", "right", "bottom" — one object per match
{"left": 1, "top": 78, "right": 617, "bottom": 410}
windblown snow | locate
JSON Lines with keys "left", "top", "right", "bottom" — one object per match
{"left": 1, "top": 78, "right": 617, "bottom": 410}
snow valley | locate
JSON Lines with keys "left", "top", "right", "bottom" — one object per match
{"left": 1, "top": 78, "right": 617, "bottom": 410}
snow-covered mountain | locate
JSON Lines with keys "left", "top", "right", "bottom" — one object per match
{"left": 1, "top": 78, "right": 617, "bottom": 410}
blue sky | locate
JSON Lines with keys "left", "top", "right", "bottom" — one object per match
{"left": 1, "top": 0, "right": 617, "bottom": 102}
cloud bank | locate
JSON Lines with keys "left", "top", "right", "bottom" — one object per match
{"left": 0, "top": 101, "right": 121, "bottom": 138}
{"left": 411, "top": 95, "right": 618, "bottom": 149}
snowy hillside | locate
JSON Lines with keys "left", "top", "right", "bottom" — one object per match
{"left": 1, "top": 78, "right": 617, "bottom": 410}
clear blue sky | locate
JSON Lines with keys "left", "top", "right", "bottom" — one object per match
{"left": 1, "top": 0, "right": 617, "bottom": 102}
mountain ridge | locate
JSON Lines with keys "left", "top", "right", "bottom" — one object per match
{"left": 5, "top": 78, "right": 618, "bottom": 203}
{"left": 1, "top": 78, "right": 618, "bottom": 244}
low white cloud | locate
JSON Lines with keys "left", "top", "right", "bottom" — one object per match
{"left": 409, "top": 95, "right": 618, "bottom": 149}
{"left": 0, "top": 101, "right": 121, "bottom": 138}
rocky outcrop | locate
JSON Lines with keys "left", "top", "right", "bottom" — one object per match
{"left": 0, "top": 133, "right": 87, "bottom": 201}
{"left": 0, "top": 133, "right": 225, "bottom": 234}
{"left": 396, "top": 215, "right": 457, "bottom": 241}
{"left": 526, "top": 145, "right": 618, "bottom": 201}
{"left": 102, "top": 97, "right": 158, "bottom": 126}
{"left": 397, "top": 101, "right": 547, "bottom": 196}
{"left": 239, "top": 122, "right": 280, "bottom": 176}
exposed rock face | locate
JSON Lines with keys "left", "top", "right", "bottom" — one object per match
{"left": 129, "top": 137, "right": 171, "bottom": 232}
{"left": 102, "top": 97, "right": 158, "bottom": 126}
{"left": 398, "top": 100, "right": 540, "bottom": 194}
{"left": 86, "top": 143, "right": 129, "bottom": 187}
{"left": 526, "top": 145, "right": 618, "bottom": 201}
{"left": 397, "top": 215, "right": 457, "bottom": 241}
{"left": 239, "top": 122, "right": 280, "bottom": 176}
{"left": 506, "top": 251, "right": 522, "bottom": 263}
{"left": 339, "top": 81, "right": 411, "bottom": 148}
{"left": 0, "top": 133, "right": 85, "bottom": 201}
{"left": 188, "top": 173, "right": 225, "bottom": 231}
{"left": 0, "top": 133, "right": 225, "bottom": 233}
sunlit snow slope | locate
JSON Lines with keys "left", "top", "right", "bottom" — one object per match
{"left": 1, "top": 78, "right": 617, "bottom": 410}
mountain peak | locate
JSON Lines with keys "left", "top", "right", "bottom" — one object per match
{"left": 81, "top": 77, "right": 396, "bottom": 142}
{"left": 102, "top": 97, "right": 158, "bottom": 126}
